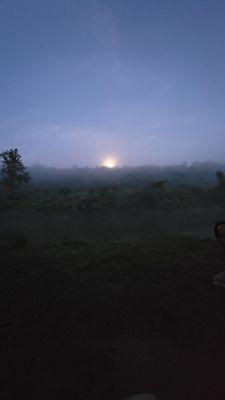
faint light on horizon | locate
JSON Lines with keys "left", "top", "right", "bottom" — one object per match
{"left": 102, "top": 157, "right": 118, "bottom": 168}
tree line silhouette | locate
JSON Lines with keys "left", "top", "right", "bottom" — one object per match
{"left": 0, "top": 149, "right": 225, "bottom": 213}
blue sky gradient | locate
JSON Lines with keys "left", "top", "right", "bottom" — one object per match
{"left": 0, "top": 0, "right": 225, "bottom": 166}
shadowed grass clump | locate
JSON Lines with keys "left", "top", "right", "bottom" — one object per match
{"left": 0, "top": 228, "right": 27, "bottom": 248}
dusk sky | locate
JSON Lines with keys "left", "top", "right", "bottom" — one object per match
{"left": 0, "top": 0, "right": 225, "bottom": 167}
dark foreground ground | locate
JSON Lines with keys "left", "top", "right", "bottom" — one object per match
{"left": 1, "top": 238, "right": 225, "bottom": 400}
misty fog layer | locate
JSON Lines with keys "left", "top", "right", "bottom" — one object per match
{"left": 27, "top": 162, "right": 225, "bottom": 187}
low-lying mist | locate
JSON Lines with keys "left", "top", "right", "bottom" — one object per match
{"left": 27, "top": 161, "right": 225, "bottom": 187}
{"left": 1, "top": 160, "right": 225, "bottom": 246}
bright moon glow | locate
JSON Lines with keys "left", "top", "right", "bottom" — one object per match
{"left": 102, "top": 157, "right": 118, "bottom": 168}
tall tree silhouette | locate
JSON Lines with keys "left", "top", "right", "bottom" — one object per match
{"left": 0, "top": 149, "right": 30, "bottom": 191}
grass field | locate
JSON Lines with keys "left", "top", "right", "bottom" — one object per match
{"left": 1, "top": 207, "right": 225, "bottom": 245}
{"left": 1, "top": 237, "right": 225, "bottom": 399}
